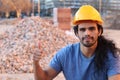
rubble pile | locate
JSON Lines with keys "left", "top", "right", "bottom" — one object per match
{"left": 0, "top": 17, "right": 79, "bottom": 73}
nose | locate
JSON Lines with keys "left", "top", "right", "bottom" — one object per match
{"left": 85, "top": 29, "right": 91, "bottom": 35}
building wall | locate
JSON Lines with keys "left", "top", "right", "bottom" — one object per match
{"left": 40, "top": 0, "right": 120, "bottom": 17}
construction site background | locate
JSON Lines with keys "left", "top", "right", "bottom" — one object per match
{"left": 0, "top": 0, "right": 120, "bottom": 80}
{"left": 0, "top": 0, "right": 120, "bottom": 29}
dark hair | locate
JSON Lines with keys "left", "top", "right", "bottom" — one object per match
{"left": 73, "top": 24, "right": 119, "bottom": 71}
{"left": 73, "top": 25, "right": 78, "bottom": 35}
{"left": 73, "top": 24, "right": 103, "bottom": 35}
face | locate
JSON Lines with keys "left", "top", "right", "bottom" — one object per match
{"left": 76, "top": 21, "right": 101, "bottom": 47}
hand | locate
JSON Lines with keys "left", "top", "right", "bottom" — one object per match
{"left": 33, "top": 41, "right": 43, "bottom": 62}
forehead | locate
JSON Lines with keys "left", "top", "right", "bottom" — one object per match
{"left": 78, "top": 21, "right": 97, "bottom": 28}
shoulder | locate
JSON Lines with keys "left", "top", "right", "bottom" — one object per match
{"left": 106, "top": 51, "right": 120, "bottom": 77}
{"left": 64, "top": 42, "right": 80, "bottom": 51}
{"left": 54, "top": 42, "right": 80, "bottom": 59}
{"left": 57, "top": 42, "right": 80, "bottom": 55}
{"left": 49, "top": 43, "right": 80, "bottom": 71}
{"left": 107, "top": 50, "right": 119, "bottom": 60}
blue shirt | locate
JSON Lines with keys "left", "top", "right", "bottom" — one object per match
{"left": 49, "top": 43, "right": 120, "bottom": 80}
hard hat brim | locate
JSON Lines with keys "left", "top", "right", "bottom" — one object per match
{"left": 72, "top": 20, "right": 103, "bottom": 26}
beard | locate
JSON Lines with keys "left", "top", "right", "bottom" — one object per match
{"left": 81, "top": 36, "right": 97, "bottom": 47}
{"left": 81, "top": 41, "right": 97, "bottom": 47}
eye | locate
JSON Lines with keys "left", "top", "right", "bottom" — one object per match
{"left": 88, "top": 27, "right": 96, "bottom": 31}
{"left": 79, "top": 28, "right": 86, "bottom": 32}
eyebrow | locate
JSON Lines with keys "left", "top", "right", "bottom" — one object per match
{"left": 79, "top": 26, "right": 96, "bottom": 31}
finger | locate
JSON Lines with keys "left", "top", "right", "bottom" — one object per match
{"left": 33, "top": 48, "right": 42, "bottom": 61}
{"left": 33, "top": 57, "right": 41, "bottom": 61}
{"left": 33, "top": 54, "right": 41, "bottom": 61}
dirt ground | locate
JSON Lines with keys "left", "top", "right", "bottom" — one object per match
{"left": 0, "top": 73, "right": 65, "bottom": 80}
{"left": 0, "top": 19, "right": 120, "bottom": 80}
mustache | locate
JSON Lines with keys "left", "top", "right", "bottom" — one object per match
{"left": 82, "top": 35, "right": 93, "bottom": 40}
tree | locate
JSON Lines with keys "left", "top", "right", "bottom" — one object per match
{"left": 0, "top": 0, "right": 32, "bottom": 18}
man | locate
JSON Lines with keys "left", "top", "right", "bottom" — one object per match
{"left": 33, "top": 5, "right": 120, "bottom": 80}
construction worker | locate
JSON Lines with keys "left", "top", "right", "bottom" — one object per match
{"left": 33, "top": 5, "right": 120, "bottom": 80}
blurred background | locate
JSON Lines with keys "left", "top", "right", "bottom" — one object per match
{"left": 0, "top": 0, "right": 119, "bottom": 17}
{"left": 0, "top": 0, "right": 120, "bottom": 28}
{"left": 0, "top": 0, "right": 120, "bottom": 80}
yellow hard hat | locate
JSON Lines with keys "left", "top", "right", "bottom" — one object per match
{"left": 73, "top": 5, "right": 103, "bottom": 25}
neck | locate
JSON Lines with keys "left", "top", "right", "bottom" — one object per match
{"left": 80, "top": 42, "right": 97, "bottom": 58}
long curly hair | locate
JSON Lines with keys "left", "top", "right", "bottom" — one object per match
{"left": 73, "top": 24, "right": 120, "bottom": 71}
